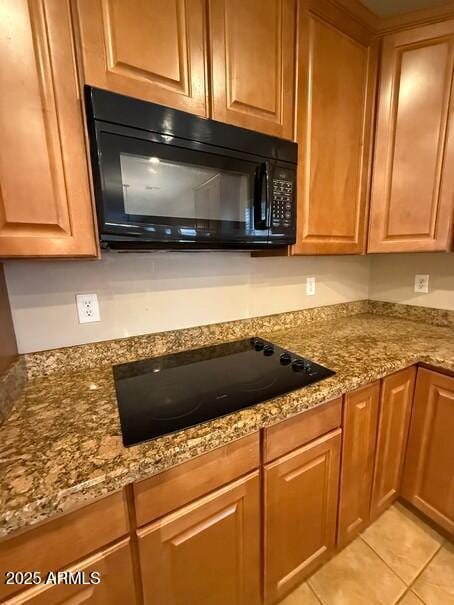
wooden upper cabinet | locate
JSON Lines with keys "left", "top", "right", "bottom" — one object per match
{"left": 0, "top": 0, "right": 97, "bottom": 258}
{"left": 292, "top": 2, "right": 376, "bottom": 255}
{"left": 137, "top": 472, "right": 261, "bottom": 605}
{"left": 368, "top": 20, "right": 454, "bottom": 253}
{"left": 370, "top": 367, "right": 416, "bottom": 520}
{"left": 209, "top": 0, "right": 296, "bottom": 139}
{"left": 75, "top": 0, "right": 208, "bottom": 116}
{"left": 264, "top": 429, "right": 341, "bottom": 604}
{"left": 338, "top": 381, "right": 380, "bottom": 548}
{"left": 402, "top": 368, "right": 454, "bottom": 535}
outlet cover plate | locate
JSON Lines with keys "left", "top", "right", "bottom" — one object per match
{"left": 414, "top": 274, "right": 429, "bottom": 294}
{"left": 306, "top": 277, "right": 316, "bottom": 296}
{"left": 76, "top": 293, "right": 100, "bottom": 323}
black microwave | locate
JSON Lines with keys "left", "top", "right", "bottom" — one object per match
{"left": 85, "top": 87, "right": 297, "bottom": 251}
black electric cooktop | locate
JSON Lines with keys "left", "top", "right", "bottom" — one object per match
{"left": 113, "top": 338, "right": 335, "bottom": 447}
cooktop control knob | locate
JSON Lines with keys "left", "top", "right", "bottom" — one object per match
{"left": 251, "top": 338, "right": 265, "bottom": 351}
{"left": 263, "top": 344, "right": 274, "bottom": 356}
{"left": 280, "top": 352, "right": 292, "bottom": 365}
{"left": 291, "top": 359, "right": 305, "bottom": 372}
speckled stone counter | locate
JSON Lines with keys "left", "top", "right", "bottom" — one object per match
{"left": 1, "top": 311, "right": 453, "bottom": 538}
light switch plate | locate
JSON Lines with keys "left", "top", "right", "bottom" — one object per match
{"left": 306, "top": 277, "right": 316, "bottom": 296}
{"left": 76, "top": 293, "right": 100, "bottom": 323}
{"left": 414, "top": 274, "right": 429, "bottom": 293}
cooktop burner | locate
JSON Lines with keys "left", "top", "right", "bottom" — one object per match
{"left": 113, "top": 338, "right": 335, "bottom": 446}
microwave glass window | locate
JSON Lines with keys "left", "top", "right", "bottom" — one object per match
{"left": 119, "top": 153, "right": 251, "bottom": 224}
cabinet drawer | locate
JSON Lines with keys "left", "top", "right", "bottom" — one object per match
{"left": 134, "top": 432, "right": 260, "bottom": 526}
{"left": 263, "top": 397, "right": 342, "bottom": 463}
{"left": 0, "top": 490, "right": 129, "bottom": 601}
{"left": 2, "top": 538, "right": 138, "bottom": 604}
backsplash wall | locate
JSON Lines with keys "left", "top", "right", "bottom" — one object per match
{"left": 5, "top": 252, "right": 453, "bottom": 354}
{"left": 5, "top": 253, "right": 369, "bottom": 353}
{"left": 369, "top": 253, "right": 454, "bottom": 311}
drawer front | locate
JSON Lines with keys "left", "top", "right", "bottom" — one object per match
{"left": 134, "top": 432, "right": 260, "bottom": 526}
{"left": 263, "top": 397, "right": 342, "bottom": 463}
{"left": 0, "top": 491, "right": 129, "bottom": 601}
{"left": 2, "top": 539, "right": 138, "bottom": 604}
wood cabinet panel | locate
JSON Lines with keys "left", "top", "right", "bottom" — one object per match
{"left": 0, "top": 491, "right": 129, "bottom": 600}
{"left": 137, "top": 472, "right": 261, "bottom": 605}
{"left": 402, "top": 368, "right": 454, "bottom": 534}
{"left": 264, "top": 429, "right": 341, "bottom": 604}
{"left": 263, "top": 397, "right": 342, "bottom": 463}
{"left": 75, "top": 0, "right": 208, "bottom": 116}
{"left": 338, "top": 382, "right": 380, "bottom": 548}
{"left": 368, "top": 20, "right": 454, "bottom": 252}
{"left": 209, "top": 0, "right": 296, "bottom": 139}
{"left": 0, "top": 265, "right": 17, "bottom": 374}
{"left": 3, "top": 539, "right": 138, "bottom": 604}
{"left": 370, "top": 367, "right": 416, "bottom": 519}
{"left": 0, "top": 0, "right": 97, "bottom": 258}
{"left": 134, "top": 432, "right": 259, "bottom": 526}
{"left": 292, "top": 3, "right": 376, "bottom": 254}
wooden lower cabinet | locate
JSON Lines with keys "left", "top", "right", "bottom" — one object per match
{"left": 264, "top": 429, "right": 341, "bottom": 604}
{"left": 370, "top": 367, "right": 416, "bottom": 519}
{"left": 137, "top": 472, "right": 261, "bottom": 605}
{"left": 3, "top": 539, "right": 138, "bottom": 604}
{"left": 0, "top": 491, "right": 130, "bottom": 601}
{"left": 402, "top": 368, "right": 454, "bottom": 535}
{"left": 338, "top": 382, "right": 380, "bottom": 547}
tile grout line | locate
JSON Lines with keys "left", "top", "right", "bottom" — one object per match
{"left": 358, "top": 532, "right": 445, "bottom": 605}
{"left": 405, "top": 540, "right": 446, "bottom": 601}
{"left": 394, "top": 540, "right": 444, "bottom": 605}
{"left": 305, "top": 579, "right": 323, "bottom": 605}
{"left": 357, "top": 534, "right": 409, "bottom": 586}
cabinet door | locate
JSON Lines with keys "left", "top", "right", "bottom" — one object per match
{"left": 370, "top": 367, "right": 416, "bottom": 520}
{"left": 137, "top": 472, "right": 261, "bottom": 605}
{"left": 75, "top": 0, "right": 208, "bottom": 116}
{"left": 0, "top": 0, "right": 97, "bottom": 258}
{"left": 5, "top": 539, "right": 138, "bottom": 604}
{"left": 338, "top": 382, "right": 380, "bottom": 548}
{"left": 264, "top": 429, "right": 341, "bottom": 604}
{"left": 293, "top": 2, "right": 376, "bottom": 254}
{"left": 402, "top": 368, "right": 454, "bottom": 534}
{"left": 368, "top": 21, "right": 454, "bottom": 253}
{"left": 209, "top": 0, "right": 296, "bottom": 139}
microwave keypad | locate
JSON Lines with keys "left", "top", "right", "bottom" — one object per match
{"left": 272, "top": 179, "right": 293, "bottom": 228}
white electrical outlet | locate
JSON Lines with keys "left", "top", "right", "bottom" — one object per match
{"left": 306, "top": 276, "right": 316, "bottom": 296}
{"left": 76, "top": 293, "right": 100, "bottom": 323}
{"left": 414, "top": 274, "right": 429, "bottom": 294}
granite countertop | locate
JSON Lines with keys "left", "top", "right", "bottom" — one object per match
{"left": 1, "top": 312, "right": 453, "bottom": 538}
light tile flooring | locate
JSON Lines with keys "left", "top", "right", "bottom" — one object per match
{"left": 280, "top": 503, "right": 454, "bottom": 605}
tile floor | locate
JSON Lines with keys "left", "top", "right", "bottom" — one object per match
{"left": 280, "top": 503, "right": 454, "bottom": 605}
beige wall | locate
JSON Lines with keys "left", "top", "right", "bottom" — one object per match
{"left": 6, "top": 251, "right": 453, "bottom": 354}
{"left": 4, "top": 252, "right": 369, "bottom": 353}
{"left": 369, "top": 253, "right": 454, "bottom": 310}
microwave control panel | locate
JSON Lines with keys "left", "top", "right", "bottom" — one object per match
{"left": 271, "top": 175, "right": 295, "bottom": 230}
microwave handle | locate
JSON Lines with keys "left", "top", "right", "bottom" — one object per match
{"left": 254, "top": 162, "right": 270, "bottom": 230}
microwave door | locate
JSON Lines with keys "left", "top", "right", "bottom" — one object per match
{"left": 93, "top": 127, "right": 272, "bottom": 247}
